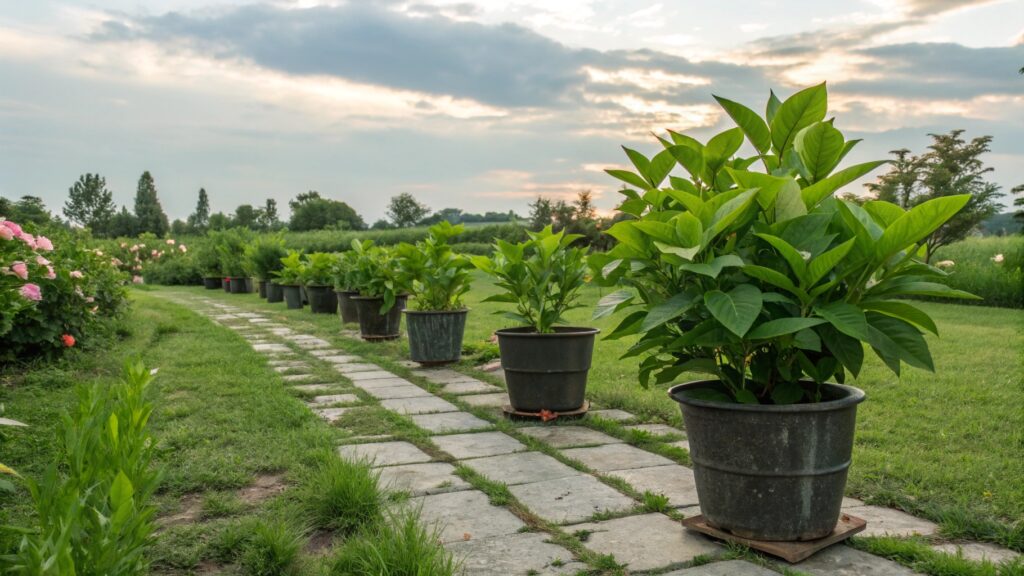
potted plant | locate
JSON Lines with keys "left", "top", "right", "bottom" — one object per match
{"left": 244, "top": 234, "right": 287, "bottom": 299}
{"left": 195, "top": 239, "right": 223, "bottom": 290}
{"left": 589, "top": 83, "right": 976, "bottom": 541}
{"left": 472, "top": 226, "right": 594, "bottom": 412}
{"left": 217, "top": 228, "right": 253, "bottom": 294}
{"left": 273, "top": 251, "right": 305, "bottom": 309}
{"left": 301, "top": 252, "right": 339, "bottom": 314}
{"left": 396, "top": 222, "right": 473, "bottom": 365}
{"left": 349, "top": 242, "right": 409, "bottom": 341}
{"left": 331, "top": 245, "right": 364, "bottom": 324}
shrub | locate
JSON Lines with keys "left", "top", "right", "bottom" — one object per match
{"left": 272, "top": 251, "right": 304, "bottom": 285}
{"left": 396, "top": 222, "right": 473, "bottom": 311}
{"left": 105, "top": 234, "right": 191, "bottom": 282}
{"left": 330, "top": 511, "right": 458, "bottom": 576}
{"left": 298, "top": 252, "right": 336, "bottom": 286}
{"left": 282, "top": 223, "right": 527, "bottom": 253}
{"left": 449, "top": 242, "right": 492, "bottom": 255}
{"left": 238, "top": 519, "right": 306, "bottom": 576}
{"left": 1, "top": 360, "right": 162, "bottom": 574}
{"left": 349, "top": 242, "right": 410, "bottom": 313}
{"left": 300, "top": 455, "right": 383, "bottom": 534}
{"left": 245, "top": 234, "right": 288, "bottom": 281}
{"left": 142, "top": 253, "right": 202, "bottom": 285}
{"left": 214, "top": 228, "right": 255, "bottom": 277}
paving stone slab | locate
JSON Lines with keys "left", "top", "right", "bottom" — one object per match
{"left": 440, "top": 380, "right": 503, "bottom": 395}
{"left": 795, "top": 544, "right": 917, "bottom": 575}
{"left": 313, "top": 407, "right": 350, "bottom": 423}
{"left": 309, "top": 393, "right": 360, "bottom": 405}
{"left": 248, "top": 318, "right": 270, "bottom": 323}
{"left": 931, "top": 542, "right": 1020, "bottom": 564}
{"left": 459, "top": 392, "right": 510, "bottom": 408}
{"left": 292, "top": 384, "right": 340, "bottom": 393}
{"left": 268, "top": 328, "right": 295, "bottom": 336}
{"left": 625, "top": 424, "right": 685, "bottom": 438}
{"left": 295, "top": 339, "right": 332, "bottom": 349}
{"left": 509, "top": 474, "right": 635, "bottom": 524}
{"left": 346, "top": 370, "right": 400, "bottom": 382}
{"left": 309, "top": 349, "right": 347, "bottom": 357}
{"left": 517, "top": 426, "right": 623, "bottom": 448}
{"left": 411, "top": 412, "right": 493, "bottom": 434}
{"left": 282, "top": 374, "right": 316, "bottom": 383}
{"left": 337, "top": 441, "right": 432, "bottom": 467}
{"left": 377, "top": 462, "right": 471, "bottom": 496}
{"left": 235, "top": 312, "right": 264, "bottom": 318}
{"left": 562, "top": 443, "right": 674, "bottom": 472}
{"left": 252, "top": 343, "right": 291, "bottom": 353}
{"left": 669, "top": 439, "right": 691, "bottom": 452}
{"left": 573, "top": 513, "right": 720, "bottom": 572}
{"left": 412, "top": 368, "right": 480, "bottom": 384}
{"left": 447, "top": 532, "right": 586, "bottom": 576}
{"left": 587, "top": 409, "right": 636, "bottom": 422}
{"left": 663, "top": 559, "right": 778, "bottom": 575}
{"left": 380, "top": 396, "right": 458, "bottom": 415}
{"left": 273, "top": 365, "right": 311, "bottom": 374}
{"left": 366, "top": 385, "right": 434, "bottom": 400}
{"left": 432, "top": 431, "right": 526, "bottom": 459}
{"left": 353, "top": 377, "right": 418, "bottom": 390}
{"left": 842, "top": 505, "right": 938, "bottom": 537}
{"left": 334, "top": 363, "right": 383, "bottom": 374}
{"left": 467, "top": 451, "right": 581, "bottom": 485}
{"left": 606, "top": 465, "right": 699, "bottom": 508}
{"left": 267, "top": 360, "right": 307, "bottom": 367}
{"left": 319, "top": 354, "right": 362, "bottom": 364}
{"left": 415, "top": 490, "right": 524, "bottom": 544}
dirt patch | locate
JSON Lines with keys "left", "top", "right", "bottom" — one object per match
{"left": 238, "top": 472, "right": 288, "bottom": 504}
{"left": 195, "top": 560, "right": 224, "bottom": 574}
{"left": 305, "top": 530, "right": 336, "bottom": 556}
{"left": 158, "top": 493, "right": 204, "bottom": 528}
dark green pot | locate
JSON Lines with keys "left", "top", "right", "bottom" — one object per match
{"left": 203, "top": 277, "right": 221, "bottom": 290}
{"left": 669, "top": 380, "right": 865, "bottom": 541}
{"left": 307, "top": 285, "right": 338, "bottom": 314}
{"left": 258, "top": 280, "right": 268, "bottom": 299}
{"left": 353, "top": 295, "right": 407, "bottom": 341}
{"left": 244, "top": 278, "right": 254, "bottom": 293}
{"left": 404, "top": 309, "right": 468, "bottom": 365}
{"left": 282, "top": 285, "right": 303, "bottom": 309}
{"left": 229, "top": 276, "right": 247, "bottom": 294}
{"left": 496, "top": 327, "right": 598, "bottom": 412}
{"left": 300, "top": 286, "right": 309, "bottom": 305}
{"left": 267, "top": 282, "right": 284, "bottom": 303}
{"left": 336, "top": 290, "right": 360, "bottom": 324}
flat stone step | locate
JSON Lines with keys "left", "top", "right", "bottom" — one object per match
{"left": 518, "top": 426, "right": 623, "bottom": 448}
{"left": 624, "top": 424, "right": 685, "bottom": 438}
{"left": 334, "top": 363, "right": 383, "bottom": 374}
{"left": 440, "top": 380, "right": 503, "bottom": 395}
{"left": 377, "top": 462, "right": 471, "bottom": 496}
{"left": 573, "top": 513, "right": 720, "bottom": 572}
{"left": 562, "top": 443, "right": 674, "bottom": 472}
{"left": 309, "top": 393, "right": 360, "bottom": 406}
{"left": 411, "top": 412, "right": 493, "bottom": 434}
{"left": 509, "top": 474, "right": 635, "bottom": 524}
{"left": 446, "top": 532, "right": 586, "bottom": 576}
{"left": 432, "top": 431, "right": 526, "bottom": 460}
{"left": 346, "top": 370, "right": 400, "bottom": 382}
{"left": 352, "top": 377, "right": 417, "bottom": 390}
{"left": 412, "top": 368, "right": 481, "bottom": 385}
{"left": 663, "top": 559, "right": 777, "bottom": 575}
{"left": 931, "top": 542, "right": 1020, "bottom": 564}
{"left": 606, "top": 465, "right": 699, "bottom": 508}
{"left": 310, "top": 349, "right": 347, "bottom": 357}
{"left": 459, "top": 393, "right": 510, "bottom": 408}
{"left": 587, "top": 409, "right": 636, "bottom": 422}
{"left": 365, "top": 385, "right": 434, "bottom": 400}
{"left": 282, "top": 374, "right": 316, "bottom": 383}
{"left": 415, "top": 490, "right": 525, "bottom": 544}
{"left": 795, "top": 544, "right": 917, "bottom": 575}
{"left": 380, "top": 396, "right": 458, "bottom": 415}
{"left": 292, "top": 384, "right": 341, "bottom": 393}
{"left": 313, "top": 407, "right": 350, "bottom": 423}
{"left": 337, "top": 441, "right": 432, "bottom": 467}
{"left": 467, "top": 451, "right": 581, "bottom": 486}
{"left": 319, "top": 354, "right": 362, "bottom": 364}
{"left": 840, "top": 504, "right": 938, "bottom": 537}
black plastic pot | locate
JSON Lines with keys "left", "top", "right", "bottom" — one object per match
{"left": 267, "top": 282, "right": 284, "bottom": 303}
{"left": 300, "top": 286, "right": 309, "bottom": 305}
{"left": 336, "top": 290, "right": 360, "bottom": 324}
{"left": 404, "top": 309, "right": 468, "bottom": 365}
{"left": 353, "top": 295, "right": 407, "bottom": 341}
{"left": 496, "top": 327, "right": 598, "bottom": 412}
{"left": 258, "top": 280, "right": 268, "bottom": 299}
{"left": 229, "top": 276, "right": 247, "bottom": 294}
{"left": 307, "top": 285, "right": 338, "bottom": 314}
{"left": 222, "top": 278, "right": 230, "bottom": 292}
{"left": 244, "top": 277, "right": 254, "bottom": 293}
{"left": 669, "top": 380, "right": 865, "bottom": 541}
{"left": 281, "top": 285, "right": 304, "bottom": 309}
{"left": 203, "top": 277, "right": 221, "bottom": 290}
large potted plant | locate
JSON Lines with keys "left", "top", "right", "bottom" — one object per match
{"left": 472, "top": 226, "right": 595, "bottom": 412}
{"left": 244, "top": 234, "right": 287, "bottom": 300}
{"left": 195, "top": 240, "right": 222, "bottom": 290}
{"left": 589, "top": 83, "right": 976, "bottom": 541}
{"left": 273, "top": 251, "right": 305, "bottom": 309}
{"left": 301, "top": 252, "right": 339, "bottom": 314}
{"left": 349, "top": 242, "right": 408, "bottom": 341}
{"left": 331, "top": 245, "right": 364, "bottom": 325}
{"left": 396, "top": 221, "right": 473, "bottom": 365}
{"left": 217, "top": 228, "right": 253, "bottom": 294}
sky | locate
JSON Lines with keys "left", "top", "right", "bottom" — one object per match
{"left": 0, "top": 0, "right": 1022, "bottom": 223}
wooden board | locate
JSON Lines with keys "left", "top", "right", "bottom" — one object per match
{"left": 681, "top": 513, "right": 866, "bottom": 563}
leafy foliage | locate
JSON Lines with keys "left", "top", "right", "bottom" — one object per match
{"left": 386, "top": 192, "right": 430, "bottom": 229}
{"left": 331, "top": 510, "right": 458, "bottom": 576}
{"left": 63, "top": 174, "right": 116, "bottom": 237}
{"left": 472, "top": 225, "right": 588, "bottom": 333}
{"left": 288, "top": 191, "right": 366, "bottom": 232}
{"left": 132, "top": 171, "right": 169, "bottom": 237}
{"left": 300, "top": 455, "right": 383, "bottom": 534}
{"left": 298, "top": 252, "right": 336, "bottom": 286}
{"left": 272, "top": 251, "right": 304, "bottom": 285}
{"left": 212, "top": 228, "right": 255, "bottom": 277}
{"left": 244, "top": 234, "right": 288, "bottom": 280}
{"left": 348, "top": 242, "right": 409, "bottom": 313}
{"left": 590, "top": 83, "right": 976, "bottom": 403}
{"left": 395, "top": 221, "right": 473, "bottom": 311}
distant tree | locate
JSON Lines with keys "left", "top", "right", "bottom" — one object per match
{"left": 865, "top": 130, "right": 1004, "bottom": 261}
{"left": 371, "top": 219, "right": 394, "bottom": 230}
{"left": 387, "top": 193, "right": 429, "bottom": 228}
{"left": 170, "top": 219, "right": 189, "bottom": 236}
{"left": 288, "top": 191, "right": 365, "bottom": 231}
{"left": 10, "top": 196, "right": 52, "bottom": 226}
{"left": 108, "top": 206, "right": 138, "bottom": 237}
{"left": 527, "top": 197, "right": 553, "bottom": 230}
{"left": 0, "top": 196, "right": 12, "bottom": 216}
{"left": 1013, "top": 184, "right": 1024, "bottom": 231}
{"left": 187, "top": 188, "right": 211, "bottom": 233}
{"left": 133, "top": 171, "right": 169, "bottom": 236}
{"left": 63, "top": 173, "right": 116, "bottom": 236}
{"left": 574, "top": 190, "right": 596, "bottom": 221}
{"left": 259, "top": 198, "right": 280, "bottom": 230}
{"left": 419, "top": 207, "right": 463, "bottom": 226}
{"left": 234, "top": 204, "right": 259, "bottom": 229}
{"left": 208, "top": 212, "right": 231, "bottom": 231}
{"left": 552, "top": 200, "right": 575, "bottom": 232}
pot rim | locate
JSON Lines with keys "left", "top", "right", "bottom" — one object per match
{"left": 279, "top": 283, "right": 301, "bottom": 288}
{"left": 351, "top": 294, "right": 410, "bottom": 301}
{"left": 304, "top": 283, "right": 334, "bottom": 289}
{"left": 334, "top": 288, "right": 359, "bottom": 295}
{"left": 402, "top": 308, "right": 470, "bottom": 315}
{"left": 495, "top": 326, "right": 600, "bottom": 337}
{"left": 669, "top": 380, "right": 865, "bottom": 413}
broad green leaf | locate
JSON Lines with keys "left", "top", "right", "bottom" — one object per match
{"left": 673, "top": 212, "right": 703, "bottom": 247}
{"left": 766, "top": 90, "right": 783, "bottom": 124}
{"left": 771, "top": 381, "right": 805, "bottom": 404}
{"left": 818, "top": 324, "right": 864, "bottom": 377}
{"left": 668, "top": 144, "right": 705, "bottom": 180}
{"left": 876, "top": 195, "right": 971, "bottom": 263}
{"left": 795, "top": 121, "right": 845, "bottom": 183}
{"left": 108, "top": 413, "right": 119, "bottom": 447}
{"left": 605, "top": 310, "right": 646, "bottom": 340}
{"left": 664, "top": 188, "right": 705, "bottom": 215}
{"left": 866, "top": 312, "right": 934, "bottom": 372}
{"left": 680, "top": 254, "right": 744, "bottom": 279}
{"left": 705, "top": 284, "right": 763, "bottom": 337}
{"left": 770, "top": 83, "right": 827, "bottom": 155}
{"left": 606, "top": 169, "right": 649, "bottom": 190}
{"left": 863, "top": 200, "right": 904, "bottom": 227}
{"left": 606, "top": 221, "right": 646, "bottom": 251}
{"left": 794, "top": 328, "right": 821, "bottom": 351}
{"left": 754, "top": 233, "right": 808, "bottom": 284}
{"left": 806, "top": 238, "right": 855, "bottom": 286}
{"left": 623, "top": 147, "right": 651, "bottom": 180}
{"left": 715, "top": 95, "right": 771, "bottom": 154}
{"left": 706, "top": 188, "right": 758, "bottom": 242}
{"left": 641, "top": 292, "right": 696, "bottom": 331}
{"left": 634, "top": 220, "right": 677, "bottom": 244}
{"left": 859, "top": 300, "right": 938, "bottom": 335}
{"left": 688, "top": 388, "right": 734, "bottom": 403}
{"left": 655, "top": 242, "right": 700, "bottom": 261}
{"left": 648, "top": 149, "right": 677, "bottom": 188}
{"left": 704, "top": 127, "right": 745, "bottom": 175}
{"left": 747, "top": 317, "right": 826, "bottom": 340}
{"left": 734, "top": 389, "right": 759, "bottom": 404}
{"left": 867, "top": 279, "right": 980, "bottom": 300}
{"left": 774, "top": 178, "right": 807, "bottom": 222}
{"left": 814, "top": 301, "right": 869, "bottom": 341}
{"left": 594, "top": 290, "right": 634, "bottom": 320}
{"left": 801, "top": 161, "right": 888, "bottom": 209}
{"left": 600, "top": 258, "right": 623, "bottom": 278}
{"left": 726, "top": 169, "right": 791, "bottom": 209}
{"left": 110, "top": 470, "right": 134, "bottom": 508}
{"left": 742, "top": 265, "right": 805, "bottom": 299}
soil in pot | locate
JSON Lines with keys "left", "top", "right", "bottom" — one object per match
{"left": 307, "top": 285, "right": 338, "bottom": 314}
{"left": 496, "top": 327, "right": 598, "bottom": 412}
{"left": 203, "top": 277, "right": 221, "bottom": 290}
{"left": 267, "top": 282, "right": 284, "bottom": 303}
{"left": 258, "top": 280, "right": 268, "bottom": 299}
{"left": 229, "top": 276, "right": 247, "bottom": 294}
{"left": 336, "top": 290, "right": 360, "bottom": 324}
{"left": 669, "top": 380, "right": 865, "bottom": 541}
{"left": 353, "top": 295, "right": 407, "bottom": 340}
{"left": 281, "top": 285, "right": 304, "bottom": 309}
{"left": 404, "top": 309, "right": 468, "bottom": 365}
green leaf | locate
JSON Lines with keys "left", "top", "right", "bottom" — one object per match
{"left": 654, "top": 241, "right": 700, "bottom": 261}
{"left": 680, "top": 254, "right": 744, "bottom": 279}
{"left": 704, "top": 285, "right": 763, "bottom": 337}
{"left": 770, "top": 83, "right": 827, "bottom": 156}
{"left": 594, "top": 290, "right": 634, "bottom": 320}
{"left": 774, "top": 178, "right": 807, "bottom": 222}
{"left": 801, "top": 161, "right": 888, "bottom": 209}
{"left": 747, "top": 317, "right": 826, "bottom": 340}
{"left": 742, "top": 265, "right": 805, "bottom": 300}
{"left": 108, "top": 413, "right": 119, "bottom": 447}
{"left": 704, "top": 127, "right": 745, "bottom": 175}
{"left": 814, "top": 302, "right": 869, "bottom": 341}
{"left": 668, "top": 144, "right": 705, "bottom": 180}
{"left": 606, "top": 220, "right": 646, "bottom": 252}
{"left": 806, "top": 238, "right": 855, "bottom": 286}
{"left": 734, "top": 389, "right": 760, "bottom": 404}
{"left": 606, "top": 169, "right": 649, "bottom": 190}
{"left": 766, "top": 90, "right": 783, "bottom": 124}
{"left": 714, "top": 95, "right": 771, "bottom": 154}
{"left": 648, "top": 149, "right": 677, "bottom": 188}
{"left": 706, "top": 188, "right": 758, "bottom": 242}
{"left": 771, "top": 381, "right": 805, "bottom": 405}
{"left": 623, "top": 146, "right": 651, "bottom": 180}
{"left": 110, "top": 470, "right": 134, "bottom": 509}
{"left": 866, "top": 312, "right": 934, "bottom": 372}
{"left": 817, "top": 324, "right": 864, "bottom": 377}
{"left": 794, "top": 121, "right": 845, "bottom": 183}
{"left": 605, "top": 310, "right": 645, "bottom": 340}
{"left": 863, "top": 200, "right": 905, "bottom": 227}
{"left": 641, "top": 292, "right": 696, "bottom": 331}
{"left": 755, "top": 233, "right": 808, "bottom": 284}
{"left": 876, "top": 195, "right": 971, "bottom": 263}
{"left": 688, "top": 388, "right": 734, "bottom": 403}
{"left": 794, "top": 328, "right": 821, "bottom": 351}
{"left": 867, "top": 279, "right": 980, "bottom": 300}
{"left": 860, "top": 300, "right": 938, "bottom": 335}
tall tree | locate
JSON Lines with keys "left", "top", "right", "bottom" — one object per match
{"left": 259, "top": 198, "right": 280, "bottom": 230}
{"left": 574, "top": 190, "right": 596, "bottom": 221}
{"left": 288, "top": 191, "right": 365, "bottom": 231}
{"left": 387, "top": 193, "right": 429, "bottom": 228}
{"left": 527, "top": 197, "right": 553, "bottom": 230}
{"left": 63, "top": 173, "right": 116, "bottom": 236}
{"left": 551, "top": 200, "right": 575, "bottom": 231}
{"left": 233, "top": 204, "right": 259, "bottom": 229}
{"left": 1012, "top": 184, "right": 1024, "bottom": 230}
{"left": 864, "top": 149, "right": 924, "bottom": 207}
{"left": 108, "top": 206, "right": 138, "bottom": 237}
{"left": 187, "top": 188, "right": 211, "bottom": 233}
{"left": 133, "top": 171, "right": 169, "bottom": 236}
{"left": 10, "top": 196, "right": 52, "bottom": 226}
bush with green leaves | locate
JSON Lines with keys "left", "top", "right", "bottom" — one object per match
{"left": 349, "top": 241, "right": 409, "bottom": 313}
{"left": 330, "top": 244, "right": 364, "bottom": 291}
{"left": 191, "top": 237, "right": 222, "bottom": 277}
{"left": 1, "top": 360, "right": 162, "bottom": 574}
{"left": 298, "top": 252, "right": 336, "bottom": 286}
{"left": 589, "top": 83, "right": 976, "bottom": 404}
{"left": 213, "top": 228, "right": 254, "bottom": 277}
{"left": 396, "top": 222, "right": 473, "bottom": 311}
{"left": 472, "top": 225, "right": 588, "bottom": 333}
{"left": 244, "top": 234, "right": 288, "bottom": 281}
{"left": 272, "top": 251, "right": 304, "bottom": 285}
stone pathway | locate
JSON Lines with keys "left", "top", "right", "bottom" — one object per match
{"left": 163, "top": 292, "right": 1021, "bottom": 575}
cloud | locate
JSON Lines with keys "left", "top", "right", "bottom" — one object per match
{"left": 896, "top": 0, "right": 1003, "bottom": 17}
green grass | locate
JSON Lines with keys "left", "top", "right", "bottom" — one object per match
{"left": 932, "top": 235, "right": 1023, "bottom": 308}
{"left": 299, "top": 454, "right": 384, "bottom": 534}
{"left": 239, "top": 518, "right": 308, "bottom": 576}
{"left": 850, "top": 536, "right": 1024, "bottom": 576}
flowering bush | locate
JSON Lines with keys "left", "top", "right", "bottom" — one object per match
{"left": 1, "top": 219, "right": 129, "bottom": 362}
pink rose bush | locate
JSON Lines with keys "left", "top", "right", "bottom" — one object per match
{"left": 103, "top": 232, "right": 200, "bottom": 285}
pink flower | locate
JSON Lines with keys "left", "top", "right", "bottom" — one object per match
{"left": 61, "top": 334, "right": 75, "bottom": 347}
{"left": 19, "top": 283, "right": 41, "bottom": 301}
{"left": 19, "top": 233, "right": 36, "bottom": 249}
{"left": 0, "top": 226, "right": 12, "bottom": 241}
{"left": 85, "top": 296, "right": 95, "bottom": 303}
{"left": 35, "top": 236, "right": 53, "bottom": 251}
{"left": 70, "top": 270, "right": 84, "bottom": 279}
{"left": 35, "top": 255, "right": 50, "bottom": 266}
{"left": 130, "top": 245, "right": 139, "bottom": 252}
{"left": 166, "top": 239, "right": 176, "bottom": 245}
{"left": 151, "top": 250, "right": 158, "bottom": 257}
{"left": 45, "top": 265, "right": 56, "bottom": 280}
{"left": 132, "top": 275, "right": 143, "bottom": 284}
{"left": 1, "top": 220, "right": 22, "bottom": 236}
{"left": 111, "top": 258, "right": 122, "bottom": 266}
{"left": 179, "top": 244, "right": 187, "bottom": 253}
{"left": 11, "top": 261, "right": 28, "bottom": 280}
{"left": 120, "top": 242, "right": 127, "bottom": 248}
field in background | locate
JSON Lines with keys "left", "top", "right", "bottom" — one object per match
{"left": 932, "top": 236, "right": 1023, "bottom": 308}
